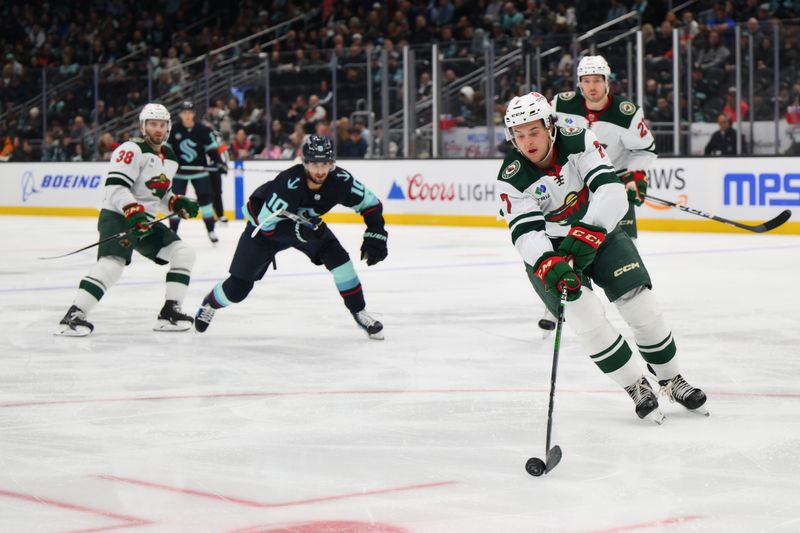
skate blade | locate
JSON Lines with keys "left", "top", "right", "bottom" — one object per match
{"left": 54, "top": 325, "right": 91, "bottom": 337}
{"left": 645, "top": 408, "right": 666, "bottom": 425}
{"left": 368, "top": 331, "right": 385, "bottom": 341}
{"left": 689, "top": 405, "right": 710, "bottom": 416}
{"left": 153, "top": 320, "right": 193, "bottom": 332}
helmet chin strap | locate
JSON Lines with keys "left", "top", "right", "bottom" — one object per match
{"left": 535, "top": 127, "right": 557, "bottom": 165}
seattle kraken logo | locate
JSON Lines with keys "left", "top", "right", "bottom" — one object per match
{"left": 21, "top": 171, "right": 40, "bottom": 202}
{"left": 179, "top": 138, "right": 198, "bottom": 162}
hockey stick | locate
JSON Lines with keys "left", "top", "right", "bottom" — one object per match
{"left": 644, "top": 194, "right": 792, "bottom": 233}
{"left": 39, "top": 213, "right": 175, "bottom": 260}
{"left": 180, "top": 165, "right": 281, "bottom": 174}
{"left": 526, "top": 285, "right": 568, "bottom": 477}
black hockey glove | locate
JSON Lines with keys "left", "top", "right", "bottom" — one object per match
{"left": 360, "top": 228, "right": 388, "bottom": 266}
{"left": 296, "top": 217, "right": 327, "bottom": 242}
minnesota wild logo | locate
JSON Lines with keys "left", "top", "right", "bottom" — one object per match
{"left": 619, "top": 101, "right": 636, "bottom": 115}
{"left": 145, "top": 173, "right": 171, "bottom": 198}
{"left": 559, "top": 91, "right": 576, "bottom": 100}
{"left": 502, "top": 160, "right": 521, "bottom": 180}
{"left": 559, "top": 126, "right": 581, "bottom": 136}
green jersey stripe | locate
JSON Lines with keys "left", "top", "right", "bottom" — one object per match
{"left": 511, "top": 219, "right": 545, "bottom": 244}
{"left": 106, "top": 177, "right": 132, "bottom": 188}
{"left": 584, "top": 164, "right": 616, "bottom": 187}
{"left": 587, "top": 172, "right": 620, "bottom": 193}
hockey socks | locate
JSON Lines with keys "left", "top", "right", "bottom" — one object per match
{"left": 565, "top": 290, "right": 642, "bottom": 387}
{"left": 73, "top": 256, "right": 125, "bottom": 315}
{"left": 330, "top": 261, "right": 365, "bottom": 313}
{"left": 616, "top": 287, "right": 680, "bottom": 380}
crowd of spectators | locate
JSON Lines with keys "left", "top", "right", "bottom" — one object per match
{"left": 2, "top": 0, "right": 800, "bottom": 161}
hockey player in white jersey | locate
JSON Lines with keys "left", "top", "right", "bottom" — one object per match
{"left": 496, "top": 92, "right": 706, "bottom": 422}
{"left": 56, "top": 103, "right": 200, "bottom": 336}
{"left": 537, "top": 55, "right": 657, "bottom": 332}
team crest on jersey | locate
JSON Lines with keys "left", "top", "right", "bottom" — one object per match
{"left": 502, "top": 160, "right": 521, "bottom": 180}
{"left": 174, "top": 133, "right": 182, "bottom": 140}
{"left": 145, "top": 174, "right": 171, "bottom": 198}
{"left": 619, "top": 101, "right": 636, "bottom": 115}
{"left": 559, "top": 126, "right": 581, "bottom": 136}
{"left": 559, "top": 91, "right": 576, "bottom": 101}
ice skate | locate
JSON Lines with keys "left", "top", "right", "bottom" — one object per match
{"left": 625, "top": 376, "right": 665, "bottom": 424}
{"left": 208, "top": 230, "right": 219, "bottom": 244}
{"left": 194, "top": 298, "right": 216, "bottom": 333}
{"left": 538, "top": 308, "right": 556, "bottom": 337}
{"left": 218, "top": 216, "right": 229, "bottom": 224}
{"left": 658, "top": 374, "right": 709, "bottom": 416}
{"left": 154, "top": 300, "right": 193, "bottom": 331}
{"left": 352, "top": 309, "right": 384, "bottom": 340}
{"left": 55, "top": 305, "right": 94, "bottom": 337}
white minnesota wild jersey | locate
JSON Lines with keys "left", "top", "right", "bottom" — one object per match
{"left": 496, "top": 127, "right": 629, "bottom": 266}
{"left": 102, "top": 140, "right": 180, "bottom": 217}
{"left": 551, "top": 91, "right": 657, "bottom": 176}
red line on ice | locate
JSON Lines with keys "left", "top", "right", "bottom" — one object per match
{"left": 0, "top": 488, "right": 153, "bottom": 532}
{"left": 94, "top": 474, "right": 457, "bottom": 508}
{"left": 584, "top": 514, "right": 706, "bottom": 533}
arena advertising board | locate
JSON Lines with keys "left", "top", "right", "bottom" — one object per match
{"left": 1, "top": 158, "right": 798, "bottom": 233}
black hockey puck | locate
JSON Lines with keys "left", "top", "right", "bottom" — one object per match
{"left": 538, "top": 319, "right": 556, "bottom": 331}
{"left": 525, "top": 457, "right": 546, "bottom": 477}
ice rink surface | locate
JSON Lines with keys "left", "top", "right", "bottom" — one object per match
{"left": 1, "top": 215, "right": 799, "bottom": 533}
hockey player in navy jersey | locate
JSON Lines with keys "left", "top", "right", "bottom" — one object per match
{"left": 194, "top": 135, "right": 388, "bottom": 339}
{"left": 169, "top": 101, "right": 226, "bottom": 243}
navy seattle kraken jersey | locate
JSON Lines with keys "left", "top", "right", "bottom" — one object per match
{"left": 245, "top": 164, "right": 383, "bottom": 235}
{"left": 169, "top": 122, "right": 220, "bottom": 179}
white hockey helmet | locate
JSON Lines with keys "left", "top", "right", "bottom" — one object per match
{"left": 138, "top": 103, "right": 171, "bottom": 144}
{"left": 577, "top": 55, "right": 611, "bottom": 96}
{"left": 504, "top": 92, "right": 556, "bottom": 144}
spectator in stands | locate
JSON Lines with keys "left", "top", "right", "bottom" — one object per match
{"left": 97, "top": 132, "right": 119, "bottom": 160}
{"left": 339, "top": 126, "right": 368, "bottom": 158}
{"left": 231, "top": 128, "right": 253, "bottom": 159}
{"left": 606, "top": 0, "right": 627, "bottom": 22}
{"left": 429, "top": 0, "right": 455, "bottom": 27}
{"left": 651, "top": 96, "right": 673, "bottom": 122}
{"left": 695, "top": 30, "right": 730, "bottom": 71}
{"left": 455, "top": 85, "right": 480, "bottom": 127}
{"left": 502, "top": 2, "right": 524, "bottom": 32}
{"left": 705, "top": 113, "right": 737, "bottom": 155}
{"left": 722, "top": 87, "right": 749, "bottom": 122}
{"left": 302, "top": 94, "right": 328, "bottom": 133}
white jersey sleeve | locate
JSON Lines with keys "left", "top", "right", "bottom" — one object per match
{"left": 616, "top": 106, "right": 657, "bottom": 173}
{"left": 497, "top": 180, "right": 553, "bottom": 267}
{"left": 576, "top": 129, "right": 628, "bottom": 232}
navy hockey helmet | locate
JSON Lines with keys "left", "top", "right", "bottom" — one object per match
{"left": 302, "top": 135, "right": 334, "bottom": 164}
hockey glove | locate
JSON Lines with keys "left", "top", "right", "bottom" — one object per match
{"left": 621, "top": 170, "right": 648, "bottom": 206}
{"left": 169, "top": 195, "right": 199, "bottom": 219}
{"left": 297, "top": 217, "right": 327, "bottom": 241}
{"left": 123, "top": 203, "right": 152, "bottom": 239}
{"left": 558, "top": 222, "right": 606, "bottom": 271}
{"left": 533, "top": 252, "right": 581, "bottom": 300}
{"left": 361, "top": 228, "right": 388, "bottom": 266}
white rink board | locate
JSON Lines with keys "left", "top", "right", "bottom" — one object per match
{"left": 1, "top": 158, "right": 798, "bottom": 230}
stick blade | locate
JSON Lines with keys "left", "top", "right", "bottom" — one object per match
{"left": 544, "top": 445, "right": 562, "bottom": 474}
{"left": 759, "top": 209, "right": 792, "bottom": 232}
